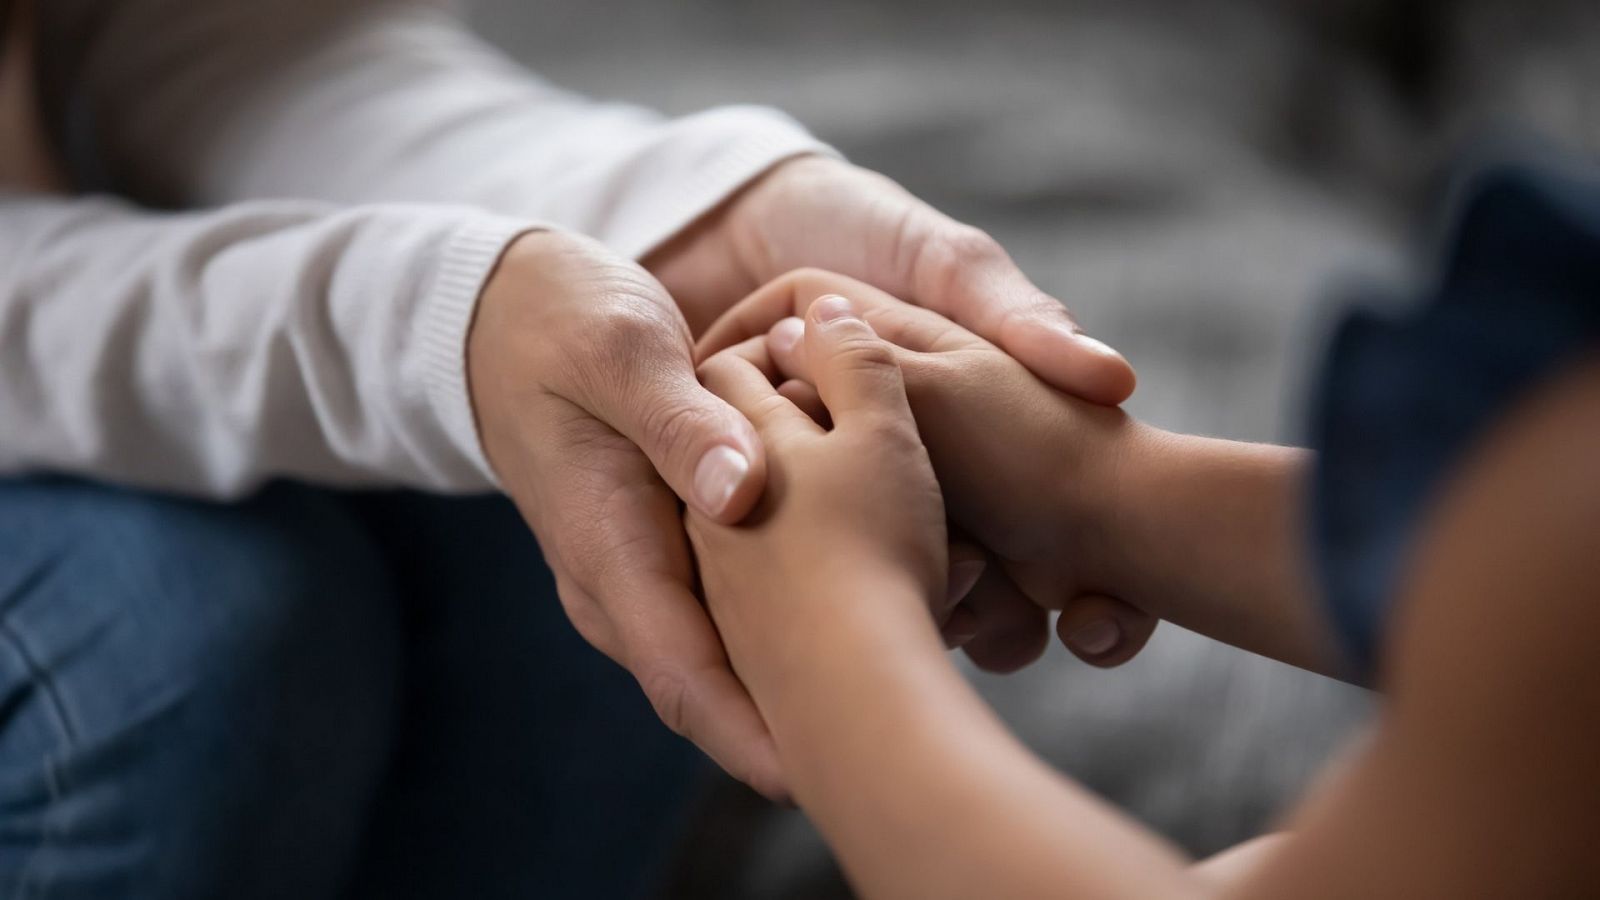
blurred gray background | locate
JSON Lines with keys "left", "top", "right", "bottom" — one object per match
{"left": 466, "top": 1, "right": 1599, "bottom": 896}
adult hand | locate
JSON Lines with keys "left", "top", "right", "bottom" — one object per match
{"left": 648, "top": 155, "right": 1136, "bottom": 403}
{"left": 467, "top": 231, "right": 988, "bottom": 799}
{"left": 469, "top": 230, "right": 786, "bottom": 796}
{"left": 699, "top": 269, "right": 1160, "bottom": 670}
{"left": 654, "top": 155, "right": 1146, "bottom": 673}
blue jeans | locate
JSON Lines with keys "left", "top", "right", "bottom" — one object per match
{"left": 0, "top": 478, "right": 704, "bottom": 899}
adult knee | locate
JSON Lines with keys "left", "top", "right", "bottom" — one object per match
{"left": 0, "top": 479, "right": 400, "bottom": 900}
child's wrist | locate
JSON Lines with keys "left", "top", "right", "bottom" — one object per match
{"left": 747, "top": 567, "right": 945, "bottom": 722}
{"left": 1053, "top": 417, "right": 1166, "bottom": 593}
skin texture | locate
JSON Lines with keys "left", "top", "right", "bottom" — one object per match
{"left": 686, "top": 297, "right": 949, "bottom": 707}
{"left": 469, "top": 230, "right": 785, "bottom": 794}
{"left": 3, "top": 13, "right": 1140, "bottom": 794}
{"left": 648, "top": 156, "right": 1138, "bottom": 406}
{"left": 465, "top": 155, "right": 1145, "bottom": 798}
{"left": 691, "top": 278, "right": 1600, "bottom": 898}
{"left": 699, "top": 270, "right": 1176, "bottom": 668}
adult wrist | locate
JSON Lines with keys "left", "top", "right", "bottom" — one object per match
{"left": 644, "top": 151, "right": 842, "bottom": 336}
{"left": 613, "top": 109, "right": 838, "bottom": 261}
{"left": 422, "top": 216, "right": 545, "bottom": 488}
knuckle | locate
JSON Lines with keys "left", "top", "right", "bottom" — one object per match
{"left": 913, "top": 223, "right": 1005, "bottom": 300}
{"left": 996, "top": 293, "right": 1073, "bottom": 332}
{"left": 942, "top": 224, "right": 1005, "bottom": 264}
{"left": 639, "top": 397, "right": 718, "bottom": 461}
{"left": 779, "top": 266, "right": 833, "bottom": 289}
{"left": 567, "top": 298, "right": 692, "bottom": 407}
{"left": 587, "top": 299, "right": 679, "bottom": 358}
{"left": 752, "top": 392, "right": 800, "bottom": 424}
{"left": 831, "top": 339, "right": 907, "bottom": 399}
{"left": 865, "top": 413, "right": 924, "bottom": 452}
{"left": 832, "top": 330, "right": 900, "bottom": 372}
{"left": 695, "top": 351, "right": 739, "bottom": 385}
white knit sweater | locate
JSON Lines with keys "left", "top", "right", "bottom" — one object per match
{"left": 0, "top": 0, "right": 831, "bottom": 495}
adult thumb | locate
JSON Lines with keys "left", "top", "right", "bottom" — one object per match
{"left": 573, "top": 323, "right": 768, "bottom": 524}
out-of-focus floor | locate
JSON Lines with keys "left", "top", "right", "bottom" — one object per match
{"left": 469, "top": 1, "right": 1599, "bottom": 896}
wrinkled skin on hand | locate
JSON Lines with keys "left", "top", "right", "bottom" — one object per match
{"left": 699, "top": 269, "right": 1161, "bottom": 669}
{"left": 468, "top": 230, "right": 790, "bottom": 796}
{"left": 466, "top": 153, "right": 1147, "bottom": 799}
{"left": 655, "top": 154, "right": 1143, "bottom": 672}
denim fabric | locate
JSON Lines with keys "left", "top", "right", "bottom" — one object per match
{"left": 1311, "top": 157, "right": 1600, "bottom": 677}
{"left": 0, "top": 479, "right": 703, "bottom": 899}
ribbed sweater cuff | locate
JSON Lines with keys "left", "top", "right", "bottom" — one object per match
{"left": 612, "top": 106, "right": 841, "bottom": 260}
{"left": 419, "top": 215, "right": 542, "bottom": 488}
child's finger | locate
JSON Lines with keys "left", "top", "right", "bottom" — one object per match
{"left": 698, "top": 337, "right": 823, "bottom": 439}
{"left": 776, "top": 379, "right": 830, "bottom": 427}
{"left": 803, "top": 294, "right": 916, "bottom": 429}
{"left": 696, "top": 271, "right": 815, "bottom": 361}
{"left": 766, "top": 317, "right": 810, "bottom": 382}
{"left": 941, "top": 604, "right": 981, "bottom": 649}
{"left": 700, "top": 268, "right": 984, "bottom": 362}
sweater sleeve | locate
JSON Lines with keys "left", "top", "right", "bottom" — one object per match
{"left": 0, "top": 192, "right": 531, "bottom": 495}
{"left": 45, "top": 0, "right": 836, "bottom": 259}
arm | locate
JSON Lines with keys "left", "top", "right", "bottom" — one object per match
{"left": 702, "top": 268, "right": 1338, "bottom": 675}
{"left": 35, "top": 0, "right": 1141, "bottom": 776}
{"left": 0, "top": 193, "right": 526, "bottom": 494}
{"left": 694, "top": 292, "right": 1600, "bottom": 898}
{"left": 49, "top": 2, "right": 1129, "bottom": 396}
{"left": 1227, "top": 353, "right": 1600, "bottom": 896}
{"left": 0, "top": 194, "right": 795, "bottom": 794}
{"left": 44, "top": 0, "right": 827, "bottom": 260}
{"left": 43, "top": 0, "right": 1138, "bottom": 403}
{"left": 1082, "top": 431, "right": 1339, "bottom": 676}
{"left": 763, "top": 573, "right": 1198, "bottom": 900}
{"left": 36, "top": 0, "right": 987, "bottom": 793}
{"left": 687, "top": 297, "right": 1197, "bottom": 899}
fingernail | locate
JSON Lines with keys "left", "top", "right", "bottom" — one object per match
{"left": 945, "top": 559, "right": 987, "bottom": 607}
{"left": 812, "top": 294, "right": 857, "bottom": 324}
{"left": 693, "top": 445, "right": 749, "bottom": 516}
{"left": 942, "top": 605, "right": 981, "bottom": 647}
{"left": 1067, "top": 619, "right": 1121, "bottom": 657}
{"left": 769, "top": 317, "right": 804, "bottom": 355}
{"left": 1072, "top": 332, "right": 1125, "bottom": 361}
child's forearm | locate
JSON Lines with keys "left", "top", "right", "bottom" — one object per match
{"left": 1082, "top": 426, "right": 1344, "bottom": 677}
{"left": 759, "top": 575, "right": 1198, "bottom": 900}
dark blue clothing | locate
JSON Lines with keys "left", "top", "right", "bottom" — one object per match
{"left": 1311, "top": 159, "right": 1600, "bottom": 677}
{"left": 0, "top": 480, "right": 703, "bottom": 900}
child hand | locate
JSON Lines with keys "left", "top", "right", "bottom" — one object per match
{"left": 686, "top": 295, "right": 950, "bottom": 708}
{"left": 699, "top": 270, "right": 1158, "bottom": 667}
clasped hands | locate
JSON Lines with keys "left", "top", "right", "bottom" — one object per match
{"left": 688, "top": 270, "right": 1161, "bottom": 747}
{"left": 467, "top": 155, "right": 1148, "bottom": 799}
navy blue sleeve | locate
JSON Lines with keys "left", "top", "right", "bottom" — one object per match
{"left": 1310, "top": 158, "right": 1600, "bottom": 676}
